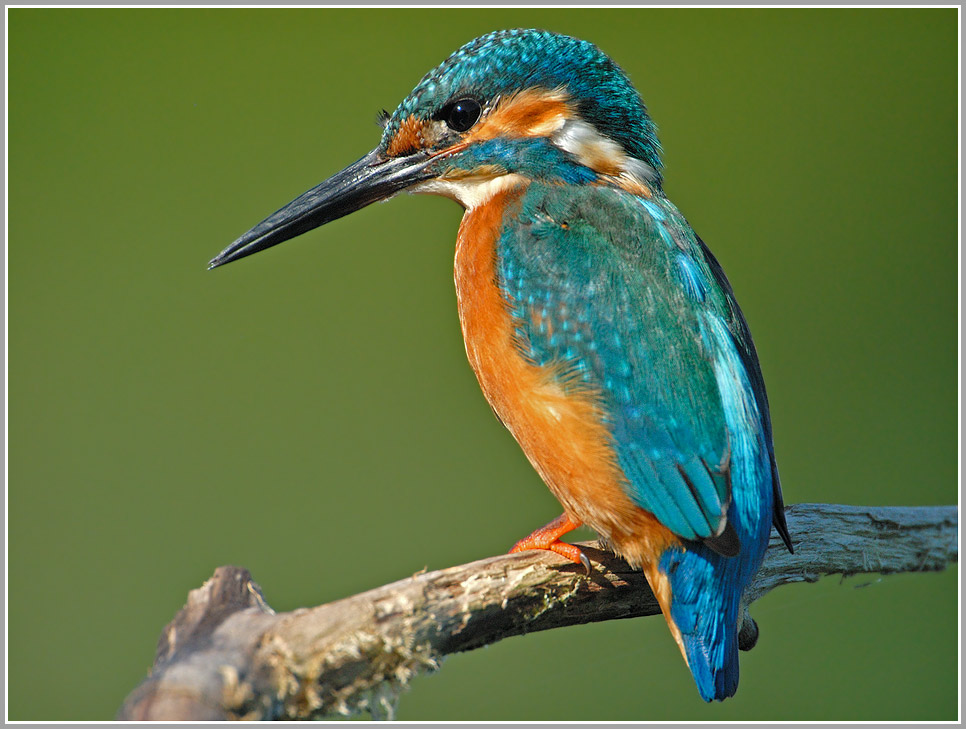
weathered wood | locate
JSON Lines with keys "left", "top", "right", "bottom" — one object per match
{"left": 117, "top": 503, "right": 957, "bottom": 721}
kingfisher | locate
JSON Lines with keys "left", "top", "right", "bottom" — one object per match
{"left": 209, "top": 29, "right": 793, "bottom": 701}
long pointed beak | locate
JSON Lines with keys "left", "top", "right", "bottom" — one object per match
{"left": 209, "top": 148, "right": 435, "bottom": 269}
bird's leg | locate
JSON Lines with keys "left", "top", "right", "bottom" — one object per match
{"left": 509, "top": 512, "right": 591, "bottom": 572}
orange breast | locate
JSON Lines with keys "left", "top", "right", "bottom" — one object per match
{"left": 453, "top": 185, "right": 678, "bottom": 569}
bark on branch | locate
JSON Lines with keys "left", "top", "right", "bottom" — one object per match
{"left": 118, "top": 503, "right": 957, "bottom": 721}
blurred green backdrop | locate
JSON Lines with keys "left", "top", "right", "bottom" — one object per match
{"left": 8, "top": 8, "right": 957, "bottom": 721}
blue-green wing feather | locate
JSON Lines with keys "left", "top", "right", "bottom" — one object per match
{"left": 497, "top": 183, "right": 738, "bottom": 540}
{"left": 694, "top": 233, "right": 793, "bottom": 551}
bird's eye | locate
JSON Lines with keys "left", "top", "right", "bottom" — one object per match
{"left": 437, "top": 98, "right": 482, "bottom": 133}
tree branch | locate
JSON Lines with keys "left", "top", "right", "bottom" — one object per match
{"left": 117, "top": 503, "right": 957, "bottom": 721}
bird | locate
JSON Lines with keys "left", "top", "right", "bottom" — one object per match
{"left": 209, "top": 28, "right": 794, "bottom": 702}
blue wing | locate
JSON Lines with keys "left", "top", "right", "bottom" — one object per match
{"left": 496, "top": 182, "right": 770, "bottom": 544}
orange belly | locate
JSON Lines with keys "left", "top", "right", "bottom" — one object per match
{"left": 453, "top": 185, "right": 678, "bottom": 569}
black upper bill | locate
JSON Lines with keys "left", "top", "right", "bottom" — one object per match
{"left": 209, "top": 148, "right": 435, "bottom": 269}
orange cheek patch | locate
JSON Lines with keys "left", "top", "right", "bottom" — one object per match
{"left": 467, "top": 88, "right": 574, "bottom": 143}
{"left": 386, "top": 116, "right": 429, "bottom": 157}
{"left": 388, "top": 88, "right": 573, "bottom": 158}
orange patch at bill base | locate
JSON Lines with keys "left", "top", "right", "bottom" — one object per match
{"left": 386, "top": 115, "right": 430, "bottom": 157}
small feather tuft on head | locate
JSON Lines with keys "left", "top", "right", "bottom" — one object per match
{"left": 376, "top": 109, "right": 391, "bottom": 129}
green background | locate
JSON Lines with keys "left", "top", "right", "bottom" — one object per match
{"left": 8, "top": 8, "right": 958, "bottom": 721}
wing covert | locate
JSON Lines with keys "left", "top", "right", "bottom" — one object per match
{"left": 496, "top": 183, "right": 761, "bottom": 543}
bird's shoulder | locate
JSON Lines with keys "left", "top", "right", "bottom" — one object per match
{"left": 498, "top": 181, "right": 740, "bottom": 329}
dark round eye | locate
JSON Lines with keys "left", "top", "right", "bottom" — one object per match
{"left": 438, "top": 98, "right": 482, "bottom": 132}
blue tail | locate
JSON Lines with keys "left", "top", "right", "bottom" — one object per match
{"left": 658, "top": 492, "right": 772, "bottom": 700}
{"left": 660, "top": 543, "right": 742, "bottom": 700}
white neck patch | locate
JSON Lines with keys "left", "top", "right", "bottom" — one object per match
{"left": 551, "top": 118, "right": 659, "bottom": 185}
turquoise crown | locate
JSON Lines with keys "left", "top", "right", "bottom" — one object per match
{"left": 382, "top": 29, "right": 663, "bottom": 184}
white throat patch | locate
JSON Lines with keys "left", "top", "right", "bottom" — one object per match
{"left": 412, "top": 174, "right": 527, "bottom": 210}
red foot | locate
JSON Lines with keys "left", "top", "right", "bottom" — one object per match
{"left": 509, "top": 513, "right": 591, "bottom": 573}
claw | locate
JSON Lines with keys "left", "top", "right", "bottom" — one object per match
{"left": 509, "top": 512, "right": 591, "bottom": 572}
